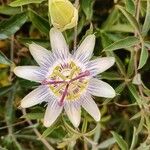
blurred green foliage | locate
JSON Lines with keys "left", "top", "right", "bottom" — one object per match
{"left": 0, "top": 0, "right": 150, "bottom": 149}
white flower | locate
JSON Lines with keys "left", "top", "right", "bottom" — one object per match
{"left": 14, "top": 28, "right": 116, "bottom": 128}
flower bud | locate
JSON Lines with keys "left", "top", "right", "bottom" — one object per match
{"left": 49, "top": 0, "right": 78, "bottom": 31}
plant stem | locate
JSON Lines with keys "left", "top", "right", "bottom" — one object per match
{"left": 9, "top": 35, "right": 14, "bottom": 81}
{"left": 73, "top": 0, "right": 79, "bottom": 51}
{"left": 134, "top": 0, "right": 140, "bottom": 75}
{"left": 133, "top": 0, "right": 147, "bottom": 106}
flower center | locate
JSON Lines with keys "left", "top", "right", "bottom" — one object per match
{"left": 42, "top": 61, "right": 90, "bottom": 105}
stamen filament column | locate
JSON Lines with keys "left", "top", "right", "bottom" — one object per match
{"left": 70, "top": 70, "right": 90, "bottom": 83}
{"left": 58, "top": 84, "right": 69, "bottom": 106}
{"left": 42, "top": 80, "right": 67, "bottom": 85}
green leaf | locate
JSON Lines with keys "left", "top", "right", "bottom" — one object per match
{"left": 0, "top": 51, "right": 12, "bottom": 65}
{"left": 0, "top": 146, "right": 7, "bottom": 150}
{"left": 9, "top": 0, "right": 45, "bottom": 7}
{"left": 130, "top": 112, "right": 141, "bottom": 120}
{"left": 5, "top": 86, "right": 16, "bottom": 129}
{"left": 116, "top": 5, "right": 141, "bottom": 34}
{"left": 100, "top": 32, "right": 126, "bottom": 76}
{"left": 111, "top": 131, "right": 129, "bottom": 150}
{"left": 79, "top": 23, "right": 93, "bottom": 44}
{"left": 125, "top": 0, "right": 135, "bottom": 15}
{"left": 81, "top": 0, "right": 94, "bottom": 21}
{"left": 0, "top": 85, "right": 13, "bottom": 96}
{"left": 130, "top": 127, "right": 138, "bottom": 150}
{"left": 22, "top": 113, "right": 44, "bottom": 120}
{"left": 93, "top": 123, "right": 101, "bottom": 142}
{"left": 127, "top": 50, "right": 135, "bottom": 78}
{"left": 142, "top": 0, "right": 150, "bottom": 36}
{"left": 102, "top": 8, "right": 119, "bottom": 30}
{"left": 81, "top": 117, "right": 88, "bottom": 133}
{"left": 144, "top": 41, "right": 150, "bottom": 49}
{"left": 111, "top": 53, "right": 126, "bottom": 76}
{"left": 77, "top": 14, "right": 86, "bottom": 35}
{"left": 136, "top": 116, "right": 144, "bottom": 134}
{"left": 100, "top": 31, "right": 113, "bottom": 48}
{"left": 101, "top": 72, "right": 124, "bottom": 81}
{"left": 84, "top": 124, "right": 99, "bottom": 137}
{"left": 105, "top": 24, "right": 134, "bottom": 33}
{"left": 0, "top": 5, "right": 21, "bottom": 15}
{"left": 97, "top": 138, "right": 116, "bottom": 149}
{"left": 128, "top": 83, "right": 142, "bottom": 108}
{"left": 63, "top": 117, "right": 80, "bottom": 135}
{"left": 116, "top": 83, "right": 126, "bottom": 94}
{"left": 42, "top": 125, "right": 59, "bottom": 138}
{"left": 29, "top": 9, "right": 50, "bottom": 34}
{"left": 138, "top": 46, "right": 149, "bottom": 69}
{"left": 103, "top": 36, "right": 140, "bottom": 52}
{"left": 103, "top": 83, "right": 126, "bottom": 105}
{"left": 100, "top": 116, "right": 111, "bottom": 122}
{"left": 18, "top": 38, "right": 50, "bottom": 48}
{"left": 0, "top": 12, "right": 27, "bottom": 39}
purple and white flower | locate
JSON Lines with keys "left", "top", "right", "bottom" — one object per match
{"left": 14, "top": 28, "right": 116, "bottom": 128}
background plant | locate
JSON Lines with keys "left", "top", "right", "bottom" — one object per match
{"left": 0, "top": 0, "right": 150, "bottom": 149}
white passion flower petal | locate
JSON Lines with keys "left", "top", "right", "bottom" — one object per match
{"left": 81, "top": 94, "right": 101, "bottom": 121}
{"left": 29, "top": 43, "right": 53, "bottom": 67}
{"left": 64, "top": 103, "right": 81, "bottom": 127}
{"left": 21, "top": 85, "right": 50, "bottom": 108}
{"left": 88, "top": 78, "right": 116, "bottom": 98}
{"left": 87, "top": 57, "right": 115, "bottom": 76}
{"left": 44, "top": 101, "right": 63, "bottom": 127}
{"left": 50, "top": 28, "right": 69, "bottom": 59}
{"left": 14, "top": 66, "right": 44, "bottom": 82}
{"left": 74, "top": 34, "right": 95, "bottom": 63}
